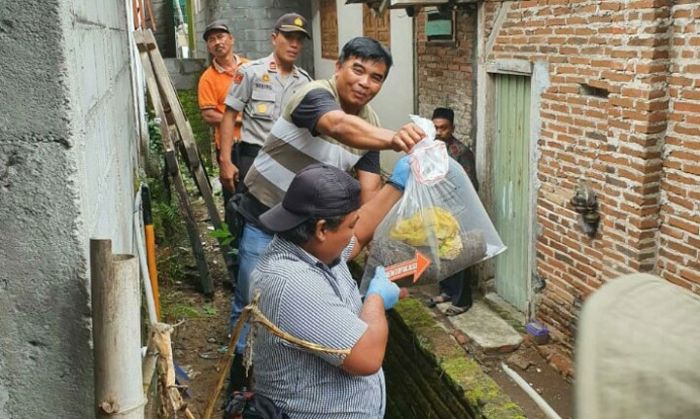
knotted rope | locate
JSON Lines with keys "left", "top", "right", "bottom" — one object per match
{"left": 203, "top": 292, "right": 351, "bottom": 418}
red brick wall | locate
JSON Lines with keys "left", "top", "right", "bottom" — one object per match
{"left": 485, "top": 0, "right": 700, "bottom": 352}
{"left": 415, "top": 8, "right": 477, "bottom": 142}
{"left": 656, "top": 2, "right": 700, "bottom": 290}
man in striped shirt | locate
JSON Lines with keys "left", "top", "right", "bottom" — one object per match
{"left": 230, "top": 37, "right": 425, "bottom": 375}
{"left": 250, "top": 162, "right": 411, "bottom": 418}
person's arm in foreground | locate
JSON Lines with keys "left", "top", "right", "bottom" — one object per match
{"left": 349, "top": 155, "right": 410, "bottom": 260}
{"left": 316, "top": 110, "right": 425, "bottom": 153}
{"left": 342, "top": 267, "right": 399, "bottom": 375}
{"left": 218, "top": 107, "right": 240, "bottom": 192}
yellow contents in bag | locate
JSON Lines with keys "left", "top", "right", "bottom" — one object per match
{"left": 390, "top": 207, "right": 463, "bottom": 260}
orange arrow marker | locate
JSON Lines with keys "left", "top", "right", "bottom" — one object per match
{"left": 385, "top": 251, "right": 431, "bottom": 284}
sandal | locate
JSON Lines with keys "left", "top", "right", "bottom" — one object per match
{"left": 445, "top": 304, "right": 471, "bottom": 316}
{"left": 426, "top": 293, "right": 451, "bottom": 308}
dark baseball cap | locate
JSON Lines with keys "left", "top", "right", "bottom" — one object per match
{"left": 274, "top": 13, "right": 310, "bottom": 39}
{"left": 259, "top": 164, "right": 361, "bottom": 232}
{"left": 203, "top": 20, "right": 230, "bottom": 41}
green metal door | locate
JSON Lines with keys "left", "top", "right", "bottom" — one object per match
{"left": 493, "top": 74, "right": 531, "bottom": 312}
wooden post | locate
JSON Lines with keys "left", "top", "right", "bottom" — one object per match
{"left": 91, "top": 240, "right": 144, "bottom": 419}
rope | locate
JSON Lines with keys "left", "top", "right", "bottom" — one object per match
{"left": 203, "top": 292, "right": 352, "bottom": 419}
{"left": 249, "top": 304, "right": 352, "bottom": 355}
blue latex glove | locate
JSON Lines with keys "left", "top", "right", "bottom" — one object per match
{"left": 388, "top": 155, "right": 411, "bottom": 191}
{"left": 366, "top": 266, "right": 400, "bottom": 310}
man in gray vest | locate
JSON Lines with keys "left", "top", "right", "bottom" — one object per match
{"left": 228, "top": 38, "right": 425, "bottom": 393}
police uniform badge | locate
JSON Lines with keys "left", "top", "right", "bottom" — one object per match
{"left": 257, "top": 103, "right": 268, "bottom": 114}
{"left": 234, "top": 71, "right": 244, "bottom": 84}
{"left": 261, "top": 73, "right": 270, "bottom": 83}
{"left": 294, "top": 17, "right": 303, "bottom": 27}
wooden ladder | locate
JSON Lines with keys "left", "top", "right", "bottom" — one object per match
{"left": 134, "top": 29, "right": 234, "bottom": 295}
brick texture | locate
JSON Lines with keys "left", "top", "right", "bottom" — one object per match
{"left": 481, "top": 0, "right": 700, "bottom": 355}
{"left": 656, "top": 2, "right": 700, "bottom": 292}
{"left": 415, "top": 8, "right": 477, "bottom": 143}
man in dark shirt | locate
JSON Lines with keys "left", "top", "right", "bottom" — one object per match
{"left": 428, "top": 107, "right": 478, "bottom": 315}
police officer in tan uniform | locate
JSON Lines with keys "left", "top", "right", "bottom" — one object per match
{"left": 219, "top": 13, "right": 312, "bottom": 195}
{"left": 217, "top": 12, "right": 312, "bottom": 393}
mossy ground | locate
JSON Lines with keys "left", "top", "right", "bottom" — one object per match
{"left": 392, "top": 298, "right": 526, "bottom": 419}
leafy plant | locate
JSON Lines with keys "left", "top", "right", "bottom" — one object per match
{"left": 152, "top": 200, "right": 184, "bottom": 245}
{"left": 203, "top": 304, "right": 218, "bottom": 317}
{"left": 209, "top": 224, "right": 235, "bottom": 247}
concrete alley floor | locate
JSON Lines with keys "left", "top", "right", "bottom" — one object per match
{"left": 412, "top": 283, "right": 573, "bottom": 419}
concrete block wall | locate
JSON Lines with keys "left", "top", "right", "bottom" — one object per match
{"left": 203, "top": 0, "right": 315, "bottom": 74}
{"left": 0, "top": 0, "right": 138, "bottom": 417}
{"left": 153, "top": 0, "right": 176, "bottom": 57}
{"left": 165, "top": 57, "right": 208, "bottom": 89}
{"left": 415, "top": 8, "right": 477, "bottom": 143}
{"left": 484, "top": 0, "right": 700, "bottom": 353}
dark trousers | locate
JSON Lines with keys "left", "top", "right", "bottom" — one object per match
{"left": 220, "top": 142, "right": 261, "bottom": 208}
{"left": 439, "top": 269, "right": 473, "bottom": 308}
{"left": 220, "top": 143, "right": 262, "bottom": 271}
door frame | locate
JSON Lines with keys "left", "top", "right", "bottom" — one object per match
{"left": 475, "top": 49, "right": 550, "bottom": 316}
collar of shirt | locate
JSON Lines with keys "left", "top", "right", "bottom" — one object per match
{"left": 264, "top": 53, "right": 301, "bottom": 78}
{"left": 212, "top": 54, "right": 241, "bottom": 75}
{"left": 443, "top": 135, "right": 464, "bottom": 156}
{"left": 270, "top": 236, "right": 351, "bottom": 271}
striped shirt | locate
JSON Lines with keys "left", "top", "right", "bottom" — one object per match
{"left": 250, "top": 237, "right": 385, "bottom": 419}
{"left": 244, "top": 79, "right": 381, "bottom": 209}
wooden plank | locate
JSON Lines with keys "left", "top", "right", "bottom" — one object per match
{"left": 138, "top": 29, "right": 236, "bottom": 278}
{"left": 145, "top": 0, "right": 157, "bottom": 31}
{"left": 138, "top": 42, "right": 213, "bottom": 295}
{"left": 141, "top": 31, "right": 199, "bottom": 159}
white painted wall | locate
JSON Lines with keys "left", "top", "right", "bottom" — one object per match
{"left": 311, "top": 1, "right": 415, "bottom": 170}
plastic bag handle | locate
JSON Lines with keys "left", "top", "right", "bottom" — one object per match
{"left": 408, "top": 114, "right": 436, "bottom": 155}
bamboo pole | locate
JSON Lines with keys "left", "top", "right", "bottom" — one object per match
{"left": 203, "top": 308, "right": 251, "bottom": 419}
{"left": 91, "top": 240, "right": 145, "bottom": 418}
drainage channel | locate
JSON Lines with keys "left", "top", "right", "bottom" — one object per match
{"left": 382, "top": 299, "right": 526, "bottom": 419}
{"left": 384, "top": 311, "right": 476, "bottom": 418}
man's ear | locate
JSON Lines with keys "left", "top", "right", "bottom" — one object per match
{"left": 314, "top": 219, "right": 328, "bottom": 242}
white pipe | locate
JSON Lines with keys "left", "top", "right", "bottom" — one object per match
{"left": 134, "top": 187, "right": 158, "bottom": 325}
{"left": 501, "top": 362, "right": 562, "bottom": 419}
{"left": 92, "top": 241, "right": 145, "bottom": 419}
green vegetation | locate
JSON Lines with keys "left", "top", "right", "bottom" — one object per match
{"left": 144, "top": 88, "right": 216, "bottom": 284}
{"left": 160, "top": 292, "right": 219, "bottom": 321}
{"left": 209, "top": 224, "right": 235, "bottom": 248}
{"left": 177, "top": 89, "right": 214, "bottom": 172}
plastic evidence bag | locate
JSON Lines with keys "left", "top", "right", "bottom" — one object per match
{"left": 360, "top": 115, "right": 506, "bottom": 293}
